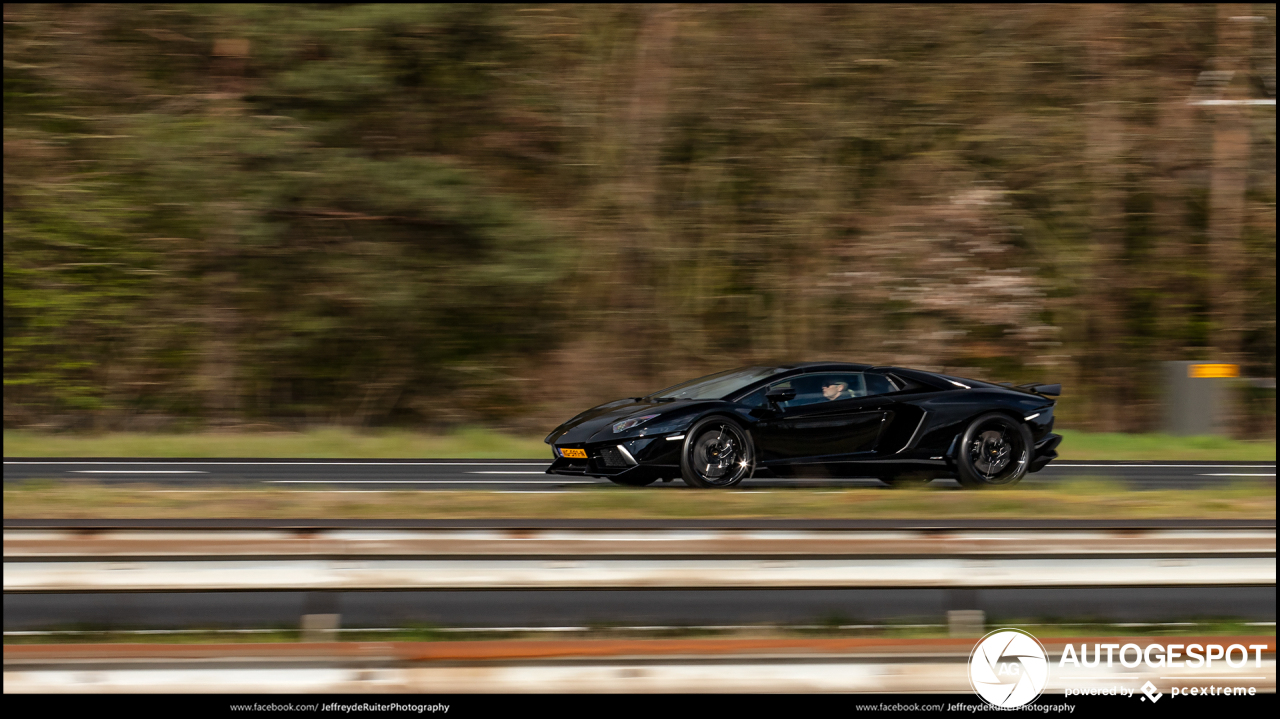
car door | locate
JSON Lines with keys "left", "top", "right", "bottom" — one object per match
{"left": 753, "top": 373, "right": 891, "bottom": 466}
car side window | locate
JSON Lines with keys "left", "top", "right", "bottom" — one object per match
{"left": 738, "top": 386, "right": 770, "bottom": 409}
{"left": 783, "top": 376, "right": 830, "bottom": 407}
{"left": 743, "top": 372, "right": 899, "bottom": 409}
{"left": 863, "top": 373, "right": 898, "bottom": 396}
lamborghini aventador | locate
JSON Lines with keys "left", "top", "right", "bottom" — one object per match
{"left": 543, "top": 362, "right": 1062, "bottom": 489}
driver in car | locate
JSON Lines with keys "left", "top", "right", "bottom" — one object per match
{"left": 822, "top": 379, "right": 853, "bottom": 401}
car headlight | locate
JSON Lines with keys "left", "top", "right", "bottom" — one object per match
{"left": 639, "top": 414, "right": 696, "bottom": 434}
{"left": 613, "top": 414, "right": 659, "bottom": 434}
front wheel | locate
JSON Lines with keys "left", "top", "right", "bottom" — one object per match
{"left": 680, "top": 417, "right": 754, "bottom": 488}
{"left": 955, "top": 412, "right": 1032, "bottom": 488}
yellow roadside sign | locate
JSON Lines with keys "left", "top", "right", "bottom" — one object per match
{"left": 1188, "top": 363, "right": 1239, "bottom": 379}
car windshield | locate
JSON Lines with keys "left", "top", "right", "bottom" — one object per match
{"left": 646, "top": 366, "right": 788, "bottom": 400}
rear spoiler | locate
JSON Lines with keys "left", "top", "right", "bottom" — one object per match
{"left": 1016, "top": 382, "right": 1060, "bottom": 397}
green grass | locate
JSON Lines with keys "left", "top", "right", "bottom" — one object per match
{"left": 4, "top": 478, "right": 1273, "bottom": 520}
{"left": 2, "top": 426, "right": 551, "bottom": 459}
{"left": 1055, "top": 429, "right": 1275, "bottom": 462}
{"left": 4, "top": 427, "right": 1274, "bottom": 460}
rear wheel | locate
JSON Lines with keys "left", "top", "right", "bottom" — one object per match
{"left": 680, "top": 417, "right": 754, "bottom": 488}
{"left": 955, "top": 413, "right": 1032, "bottom": 488}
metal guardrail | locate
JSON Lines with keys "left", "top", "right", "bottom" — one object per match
{"left": 5, "top": 527, "right": 1276, "bottom": 692}
{"left": 6, "top": 527, "right": 1276, "bottom": 556}
{"left": 4, "top": 528, "right": 1275, "bottom": 592}
{"left": 7, "top": 557, "right": 1277, "bottom": 592}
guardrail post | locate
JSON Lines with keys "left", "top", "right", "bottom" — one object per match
{"left": 946, "top": 588, "right": 984, "bottom": 637}
{"left": 301, "top": 591, "right": 340, "bottom": 642}
{"left": 947, "top": 610, "right": 985, "bottom": 637}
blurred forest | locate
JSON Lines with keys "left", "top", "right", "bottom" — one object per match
{"left": 4, "top": 4, "right": 1276, "bottom": 435}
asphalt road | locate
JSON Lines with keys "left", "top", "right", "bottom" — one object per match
{"left": 3, "top": 459, "right": 1275, "bottom": 490}
{"left": 5, "top": 586, "right": 1275, "bottom": 631}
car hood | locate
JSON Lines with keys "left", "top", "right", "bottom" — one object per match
{"left": 549, "top": 398, "right": 694, "bottom": 445}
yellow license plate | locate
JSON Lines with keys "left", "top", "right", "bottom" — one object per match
{"left": 560, "top": 448, "right": 587, "bottom": 459}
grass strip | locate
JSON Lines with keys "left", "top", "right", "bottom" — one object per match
{"left": 5, "top": 478, "right": 1273, "bottom": 520}
{"left": 1, "top": 426, "right": 549, "bottom": 460}
{"left": 1055, "top": 430, "right": 1276, "bottom": 462}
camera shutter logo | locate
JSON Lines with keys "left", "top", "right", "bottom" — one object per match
{"left": 968, "top": 628, "right": 1049, "bottom": 708}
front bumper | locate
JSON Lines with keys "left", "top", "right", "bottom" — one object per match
{"left": 547, "top": 434, "right": 683, "bottom": 478}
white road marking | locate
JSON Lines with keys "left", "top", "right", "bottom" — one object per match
{"left": 483, "top": 486, "right": 604, "bottom": 491}
{"left": 262, "top": 480, "right": 597, "bottom": 485}
{"left": 7, "top": 461, "right": 551, "bottom": 466}
{"left": 71, "top": 470, "right": 208, "bottom": 474}
{"left": 1042, "top": 464, "right": 1275, "bottom": 468}
{"left": 1199, "top": 473, "right": 1276, "bottom": 477}
{"left": 144, "top": 489, "right": 607, "bottom": 494}
{"left": 468, "top": 471, "right": 554, "bottom": 475}
{"left": 12, "top": 461, "right": 1270, "bottom": 467}
{"left": 147, "top": 490, "right": 407, "bottom": 494}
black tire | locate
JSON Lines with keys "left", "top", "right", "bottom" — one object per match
{"left": 606, "top": 474, "right": 660, "bottom": 487}
{"left": 680, "top": 417, "right": 754, "bottom": 488}
{"left": 955, "top": 412, "right": 1033, "bottom": 488}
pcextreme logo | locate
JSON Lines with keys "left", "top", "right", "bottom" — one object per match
{"left": 969, "top": 628, "right": 1050, "bottom": 708}
{"left": 969, "top": 629, "right": 1269, "bottom": 707}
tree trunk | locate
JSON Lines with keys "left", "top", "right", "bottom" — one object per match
{"left": 1083, "top": 4, "right": 1127, "bottom": 431}
{"left": 1208, "top": 4, "right": 1252, "bottom": 366}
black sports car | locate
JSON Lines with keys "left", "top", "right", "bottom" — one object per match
{"left": 544, "top": 362, "right": 1062, "bottom": 488}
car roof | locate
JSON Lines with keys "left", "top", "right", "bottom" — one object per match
{"left": 736, "top": 363, "right": 1031, "bottom": 396}
{"left": 770, "top": 361, "right": 875, "bottom": 372}
{"left": 717, "top": 362, "right": 1036, "bottom": 401}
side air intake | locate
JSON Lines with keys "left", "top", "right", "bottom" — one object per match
{"left": 1017, "top": 383, "right": 1060, "bottom": 397}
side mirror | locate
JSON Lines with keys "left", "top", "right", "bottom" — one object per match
{"left": 765, "top": 387, "right": 796, "bottom": 405}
